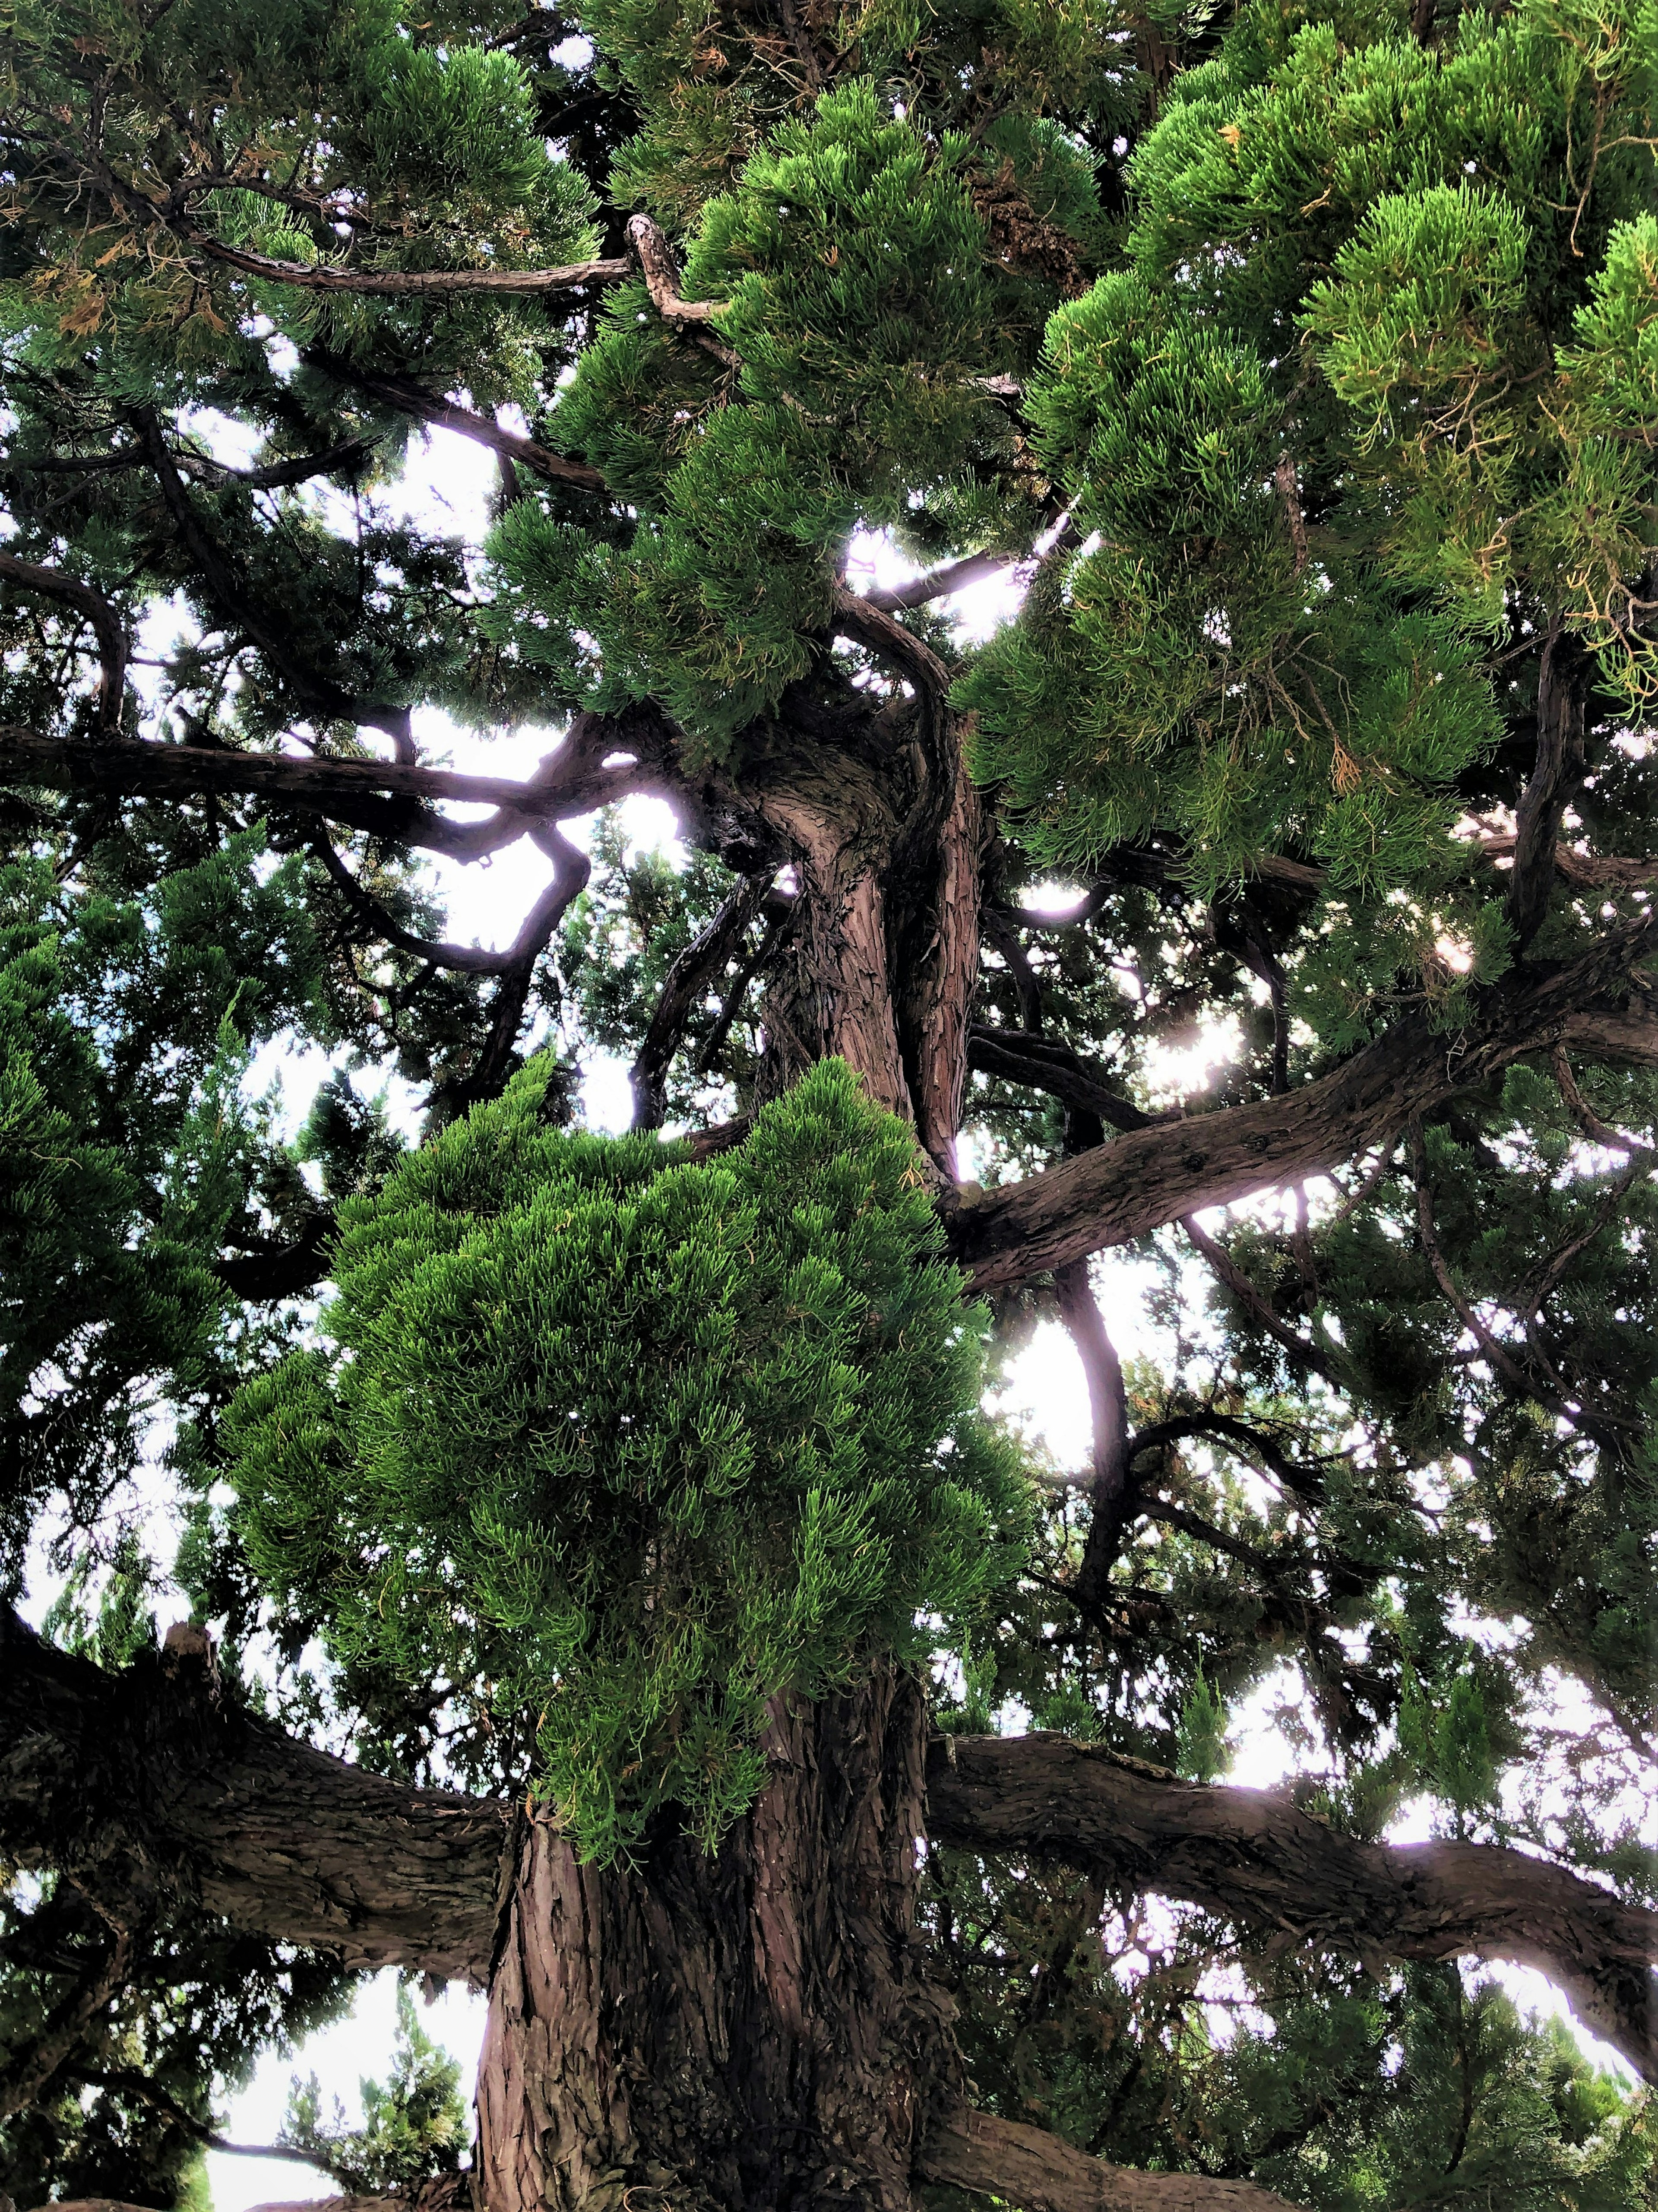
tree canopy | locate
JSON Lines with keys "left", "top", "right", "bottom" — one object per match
{"left": 1, "top": 1, "right": 1656, "bottom": 2209}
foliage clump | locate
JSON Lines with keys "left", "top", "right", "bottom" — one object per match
{"left": 228, "top": 1058, "right": 1031, "bottom": 1863}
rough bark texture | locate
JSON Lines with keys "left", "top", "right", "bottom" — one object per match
{"left": 0, "top": 1609, "right": 508, "bottom": 1983}
{"left": 920, "top": 2107, "right": 1297, "bottom": 2211}
{"left": 950, "top": 919, "right": 1658, "bottom": 1289}
{"left": 925, "top": 1732, "right": 1658, "bottom": 2083}
{"left": 475, "top": 1665, "right": 961, "bottom": 2212}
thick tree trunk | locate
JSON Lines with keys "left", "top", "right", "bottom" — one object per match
{"left": 474, "top": 1664, "right": 961, "bottom": 2212}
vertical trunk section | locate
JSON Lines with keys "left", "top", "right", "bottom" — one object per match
{"left": 475, "top": 1666, "right": 960, "bottom": 2212}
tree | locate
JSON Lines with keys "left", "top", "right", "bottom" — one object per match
{"left": 1, "top": 0, "right": 1655, "bottom": 2206}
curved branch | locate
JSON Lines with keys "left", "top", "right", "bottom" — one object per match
{"left": 0, "top": 726, "right": 662, "bottom": 858}
{"left": 921, "top": 2106, "right": 1297, "bottom": 2211}
{"left": 949, "top": 918, "right": 1658, "bottom": 1290}
{"left": 924, "top": 1732, "right": 1658, "bottom": 2082}
{"left": 0, "top": 553, "right": 127, "bottom": 730}
{"left": 311, "top": 833, "right": 532, "bottom": 973}
{"left": 0, "top": 1609, "right": 509, "bottom": 1983}
{"left": 967, "top": 1024, "right": 1161, "bottom": 1135}
{"left": 307, "top": 353, "right": 608, "bottom": 492}
{"left": 624, "top": 215, "right": 739, "bottom": 366}
{"left": 630, "top": 870, "right": 772, "bottom": 1128}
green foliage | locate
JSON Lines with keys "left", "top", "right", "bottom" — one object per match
{"left": 281, "top": 1987, "right": 467, "bottom": 2194}
{"left": 1175, "top": 1664, "right": 1233, "bottom": 1784}
{"left": 228, "top": 1058, "right": 1032, "bottom": 1861}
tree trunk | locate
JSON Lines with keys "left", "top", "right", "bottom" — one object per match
{"left": 474, "top": 1664, "right": 961, "bottom": 2212}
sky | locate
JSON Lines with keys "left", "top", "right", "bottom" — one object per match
{"left": 17, "top": 415, "right": 1639, "bottom": 2212}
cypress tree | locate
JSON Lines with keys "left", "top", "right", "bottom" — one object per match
{"left": 0, "top": 2, "right": 1655, "bottom": 2208}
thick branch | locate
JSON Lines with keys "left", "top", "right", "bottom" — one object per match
{"left": 921, "top": 2106, "right": 1297, "bottom": 2211}
{"left": 0, "top": 1610, "right": 508, "bottom": 1981}
{"left": 949, "top": 921, "right": 1658, "bottom": 1290}
{"left": 0, "top": 727, "right": 658, "bottom": 857}
{"left": 866, "top": 551, "right": 1015, "bottom": 613}
{"left": 924, "top": 1732, "right": 1658, "bottom": 2081}
{"left": 0, "top": 553, "right": 127, "bottom": 730}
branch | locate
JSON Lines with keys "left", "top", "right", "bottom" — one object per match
{"left": 830, "top": 586, "right": 954, "bottom": 700}
{"left": 920, "top": 2106, "right": 1297, "bottom": 2211}
{"left": 624, "top": 215, "right": 739, "bottom": 365}
{"left": 630, "top": 871, "right": 773, "bottom": 1128}
{"left": 134, "top": 410, "right": 415, "bottom": 756}
{"left": 307, "top": 353, "right": 607, "bottom": 492}
{"left": 0, "top": 553, "right": 127, "bottom": 730}
{"left": 865, "top": 550, "right": 1016, "bottom": 613}
{"left": 440, "top": 824, "right": 591, "bottom": 1114}
{"left": 188, "top": 231, "right": 630, "bottom": 298}
{"left": 1506, "top": 621, "right": 1588, "bottom": 954}
{"left": 1177, "top": 1217, "right": 1348, "bottom": 1392}
{"left": 924, "top": 1732, "right": 1658, "bottom": 2082}
{"left": 967, "top": 1024, "right": 1161, "bottom": 1135}
{"left": 0, "top": 1610, "right": 508, "bottom": 1981}
{"left": 311, "top": 834, "right": 531, "bottom": 973}
{"left": 0, "top": 726, "right": 661, "bottom": 859}
{"left": 948, "top": 916, "right": 1658, "bottom": 1290}
{"left": 1053, "top": 1262, "right": 1134, "bottom": 1604}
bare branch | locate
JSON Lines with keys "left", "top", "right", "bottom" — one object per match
{"left": 0, "top": 1607, "right": 509, "bottom": 1982}
{"left": 0, "top": 553, "right": 128, "bottom": 731}
{"left": 308, "top": 353, "right": 608, "bottom": 492}
{"left": 866, "top": 550, "right": 1016, "bottom": 613}
{"left": 187, "top": 231, "right": 629, "bottom": 298}
{"left": 631, "top": 871, "right": 773, "bottom": 1128}
{"left": 948, "top": 916, "right": 1658, "bottom": 1290}
{"left": 0, "top": 726, "right": 661, "bottom": 858}
{"left": 924, "top": 1731, "right": 1658, "bottom": 2082}
{"left": 311, "top": 833, "right": 532, "bottom": 974}
{"left": 831, "top": 586, "right": 955, "bottom": 699}
{"left": 968, "top": 1023, "right": 1161, "bottom": 1135}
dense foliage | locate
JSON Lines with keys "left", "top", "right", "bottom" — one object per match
{"left": 1, "top": 0, "right": 1655, "bottom": 2203}
{"left": 228, "top": 1057, "right": 1029, "bottom": 1861}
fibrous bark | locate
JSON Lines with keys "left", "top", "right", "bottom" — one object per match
{"left": 924, "top": 1732, "right": 1658, "bottom": 2083}
{"left": 951, "top": 917, "right": 1658, "bottom": 1289}
{"left": 0, "top": 1610, "right": 507, "bottom": 1984}
{"left": 475, "top": 1664, "right": 961, "bottom": 2212}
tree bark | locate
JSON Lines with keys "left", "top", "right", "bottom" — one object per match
{"left": 924, "top": 1732, "right": 1658, "bottom": 2083}
{"left": 919, "top": 2107, "right": 1297, "bottom": 2211}
{"left": 474, "top": 1663, "right": 962, "bottom": 2212}
{"left": 949, "top": 917, "right": 1658, "bottom": 1289}
{"left": 0, "top": 1610, "right": 508, "bottom": 1983}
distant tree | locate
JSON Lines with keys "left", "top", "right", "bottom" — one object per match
{"left": 2, "top": 3, "right": 1655, "bottom": 2209}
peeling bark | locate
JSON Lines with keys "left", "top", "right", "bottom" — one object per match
{"left": 924, "top": 1733, "right": 1658, "bottom": 2083}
